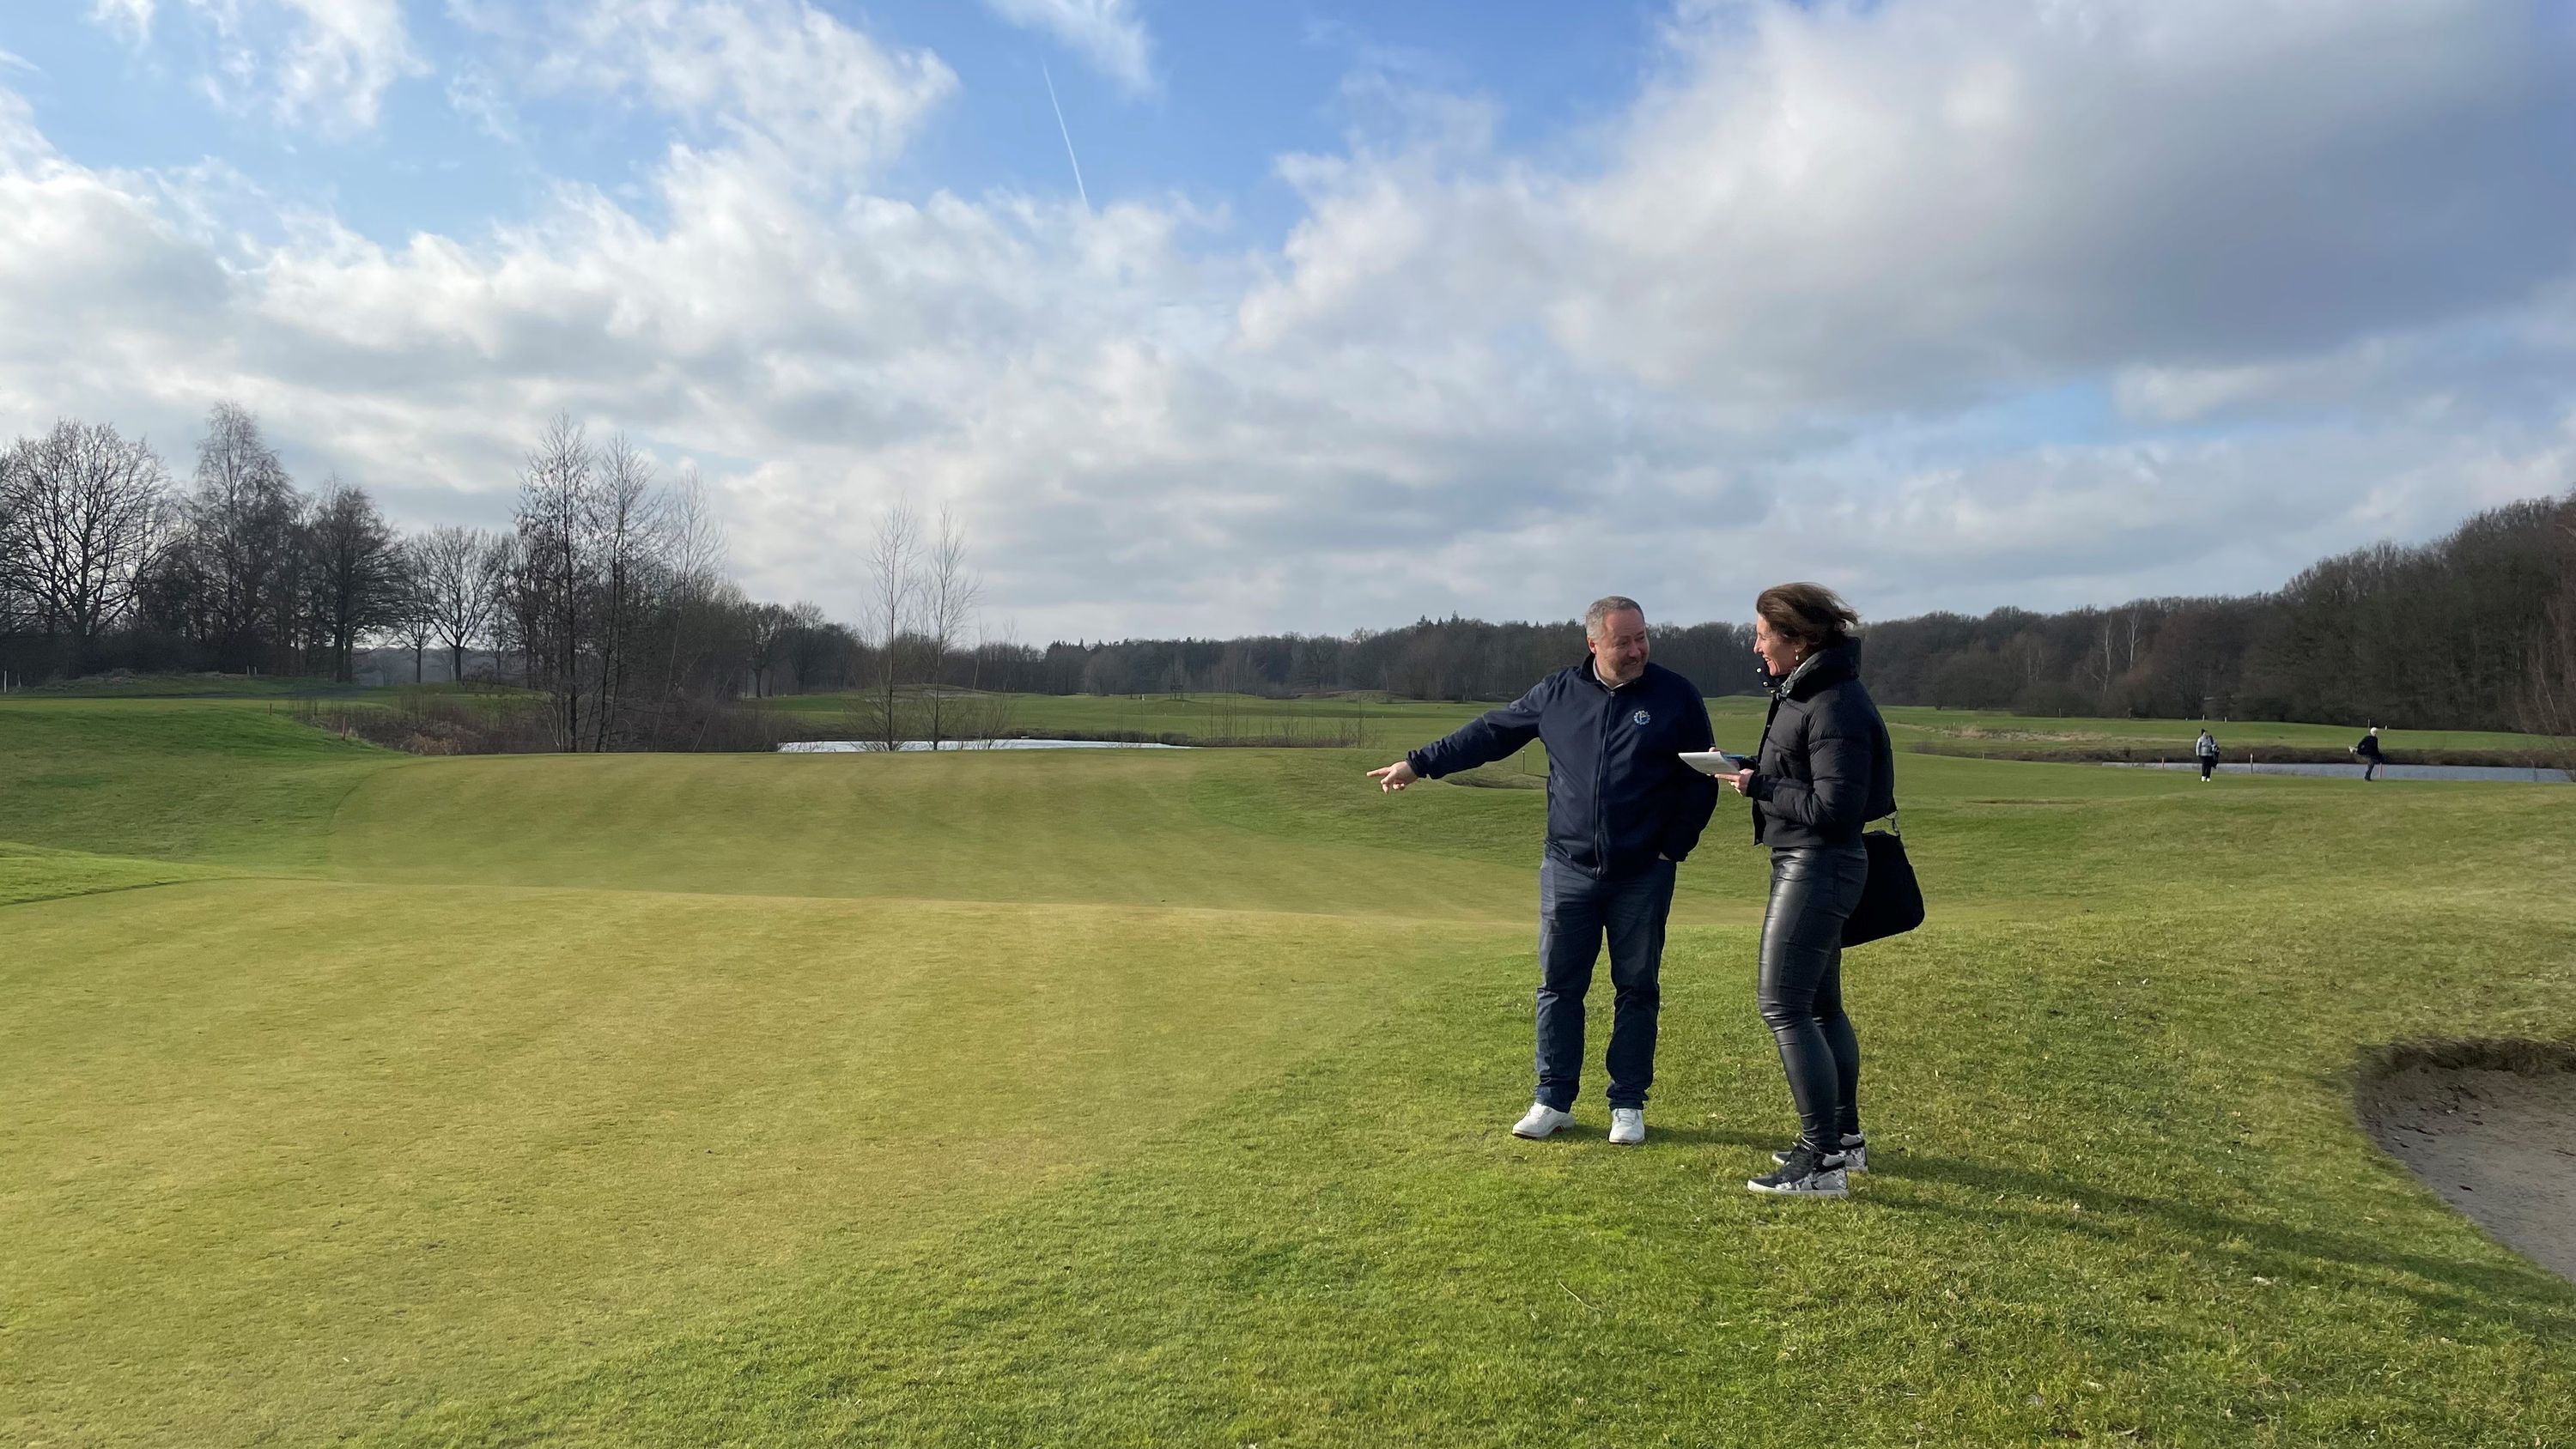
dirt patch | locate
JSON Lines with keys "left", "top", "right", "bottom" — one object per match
{"left": 2357, "top": 1040, "right": 2576, "bottom": 1283}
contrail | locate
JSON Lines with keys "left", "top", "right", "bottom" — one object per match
{"left": 1042, "top": 61, "right": 1091, "bottom": 214}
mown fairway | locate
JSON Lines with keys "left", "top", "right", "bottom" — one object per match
{"left": 761, "top": 688, "right": 2551, "bottom": 764}
{"left": 4, "top": 697, "right": 2575, "bottom": 1446}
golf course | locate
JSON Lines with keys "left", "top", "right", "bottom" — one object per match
{"left": 5, "top": 694, "right": 2574, "bottom": 1446}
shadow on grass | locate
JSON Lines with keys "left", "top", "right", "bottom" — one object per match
{"left": 1891, "top": 1149, "right": 2573, "bottom": 1323}
{"left": 1639, "top": 1119, "right": 2574, "bottom": 1322}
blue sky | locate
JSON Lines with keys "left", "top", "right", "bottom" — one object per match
{"left": 2, "top": 1, "right": 2573, "bottom": 639}
{"left": 7, "top": 4, "right": 1657, "bottom": 256}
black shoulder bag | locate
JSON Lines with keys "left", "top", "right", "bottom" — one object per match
{"left": 1842, "top": 811, "right": 1924, "bottom": 948}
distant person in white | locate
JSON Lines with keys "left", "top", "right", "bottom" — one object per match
{"left": 2196, "top": 729, "right": 2220, "bottom": 782}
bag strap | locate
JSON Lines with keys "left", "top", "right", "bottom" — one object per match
{"left": 1865, "top": 809, "right": 1900, "bottom": 838}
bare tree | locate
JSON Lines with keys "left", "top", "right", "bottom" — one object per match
{"left": 590, "top": 433, "right": 670, "bottom": 750}
{"left": 391, "top": 537, "right": 436, "bottom": 682}
{"left": 513, "top": 414, "right": 598, "bottom": 749}
{"left": 0, "top": 438, "right": 34, "bottom": 635}
{"left": 745, "top": 601, "right": 793, "bottom": 698}
{"left": 2518, "top": 495, "right": 2576, "bottom": 767}
{"left": 307, "top": 479, "right": 404, "bottom": 683}
{"left": 4, "top": 420, "right": 172, "bottom": 667}
{"left": 413, "top": 525, "right": 505, "bottom": 685}
{"left": 654, "top": 464, "right": 735, "bottom": 706}
{"left": 489, "top": 530, "right": 539, "bottom": 688}
{"left": 856, "top": 498, "right": 920, "bottom": 749}
{"left": 920, "top": 505, "right": 983, "bottom": 749}
{"left": 182, "top": 402, "right": 301, "bottom": 671}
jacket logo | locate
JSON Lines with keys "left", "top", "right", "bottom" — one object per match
{"left": 1632, "top": 710, "right": 1651, "bottom": 726}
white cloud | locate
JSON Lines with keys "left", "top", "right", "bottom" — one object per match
{"left": 115, "top": 0, "right": 426, "bottom": 132}
{"left": 88, "top": 0, "right": 157, "bottom": 45}
{"left": 464, "top": 0, "right": 957, "bottom": 178}
{"left": 4, "top": 0, "right": 2574, "bottom": 640}
{"left": 1249, "top": 0, "right": 2576, "bottom": 423}
{"left": 264, "top": 0, "right": 420, "bottom": 131}
{"left": 980, "top": 0, "right": 1155, "bottom": 95}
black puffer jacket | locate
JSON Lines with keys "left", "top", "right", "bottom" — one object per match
{"left": 1747, "top": 640, "right": 1895, "bottom": 848}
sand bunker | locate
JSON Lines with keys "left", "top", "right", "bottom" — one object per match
{"left": 2359, "top": 1041, "right": 2576, "bottom": 1282}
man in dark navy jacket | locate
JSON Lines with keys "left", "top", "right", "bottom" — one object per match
{"left": 1369, "top": 596, "right": 1719, "bottom": 1146}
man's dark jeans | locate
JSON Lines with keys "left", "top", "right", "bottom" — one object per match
{"left": 1534, "top": 854, "right": 1676, "bottom": 1111}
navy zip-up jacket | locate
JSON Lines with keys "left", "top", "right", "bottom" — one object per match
{"left": 1406, "top": 659, "right": 1721, "bottom": 876}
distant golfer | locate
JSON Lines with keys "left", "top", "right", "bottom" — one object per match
{"left": 1727, "top": 584, "right": 1893, "bottom": 1198}
{"left": 1368, "top": 596, "right": 1718, "bottom": 1146}
{"left": 2354, "top": 724, "right": 2387, "bottom": 781}
{"left": 2196, "top": 729, "right": 2220, "bottom": 782}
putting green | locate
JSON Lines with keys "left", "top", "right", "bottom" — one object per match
{"left": 3, "top": 698, "right": 2574, "bottom": 1446}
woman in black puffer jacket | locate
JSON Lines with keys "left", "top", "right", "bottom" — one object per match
{"left": 1727, "top": 583, "right": 1894, "bottom": 1198}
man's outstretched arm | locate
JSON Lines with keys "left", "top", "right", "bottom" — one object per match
{"left": 1368, "top": 682, "right": 1549, "bottom": 792}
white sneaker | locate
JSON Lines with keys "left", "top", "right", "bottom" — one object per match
{"left": 1608, "top": 1107, "right": 1645, "bottom": 1145}
{"left": 1511, "top": 1102, "right": 1574, "bottom": 1139}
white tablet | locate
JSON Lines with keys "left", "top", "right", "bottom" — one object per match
{"left": 1678, "top": 750, "right": 1753, "bottom": 776}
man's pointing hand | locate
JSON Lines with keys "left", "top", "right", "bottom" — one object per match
{"left": 1368, "top": 761, "right": 1420, "bottom": 792}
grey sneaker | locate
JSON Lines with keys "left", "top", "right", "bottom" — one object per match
{"left": 1775, "top": 1132, "right": 1867, "bottom": 1174}
{"left": 1749, "top": 1143, "right": 1850, "bottom": 1197}
{"left": 1511, "top": 1102, "right": 1575, "bottom": 1139}
{"left": 1607, "top": 1107, "right": 1645, "bottom": 1146}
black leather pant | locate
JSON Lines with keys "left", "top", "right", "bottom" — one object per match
{"left": 1757, "top": 845, "right": 1869, "bottom": 1152}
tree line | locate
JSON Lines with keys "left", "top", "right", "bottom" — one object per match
{"left": 0, "top": 407, "right": 413, "bottom": 687}
{"left": 940, "top": 492, "right": 2576, "bottom": 735}
{"left": 1856, "top": 494, "right": 2574, "bottom": 732}
{"left": 0, "top": 405, "right": 885, "bottom": 748}
{"left": 6, "top": 402, "right": 2569, "bottom": 738}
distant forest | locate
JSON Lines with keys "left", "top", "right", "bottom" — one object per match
{"left": 4, "top": 402, "right": 2572, "bottom": 740}
{"left": 933, "top": 489, "right": 2576, "bottom": 737}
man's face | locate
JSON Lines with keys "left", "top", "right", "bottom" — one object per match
{"left": 1589, "top": 609, "right": 1649, "bottom": 686}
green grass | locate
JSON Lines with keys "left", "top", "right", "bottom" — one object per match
{"left": 756, "top": 688, "right": 2566, "bottom": 767}
{"left": 3, "top": 696, "right": 2574, "bottom": 1445}
{"left": 15, "top": 670, "right": 345, "bottom": 697}
{"left": 759, "top": 688, "right": 1516, "bottom": 753}
{"left": 1880, "top": 706, "right": 2556, "bottom": 762}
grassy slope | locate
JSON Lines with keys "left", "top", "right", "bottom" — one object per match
{"left": 3, "top": 698, "right": 2573, "bottom": 1446}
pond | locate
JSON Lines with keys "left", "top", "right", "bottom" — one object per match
{"left": 779, "top": 739, "right": 1190, "bottom": 753}
{"left": 2110, "top": 761, "right": 2569, "bottom": 783}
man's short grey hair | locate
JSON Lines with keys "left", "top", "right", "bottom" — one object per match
{"left": 1584, "top": 595, "right": 1646, "bottom": 638}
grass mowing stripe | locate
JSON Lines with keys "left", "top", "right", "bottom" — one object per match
{"left": 321, "top": 751, "right": 1543, "bottom": 923}
{"left": 369, "top": 912, "right": 2576, "bottom": 1446}
{"left": 5, "top": 697, "right": 2574, "bottom": 1444}
{"left": 0, "top": 878, "right": 1517, "bottom": 1446}
{"left": 0, "top": 840, "right": 232, "bottom": 906}
{"left": 0, "top": 700, "right": 392, "bottom": 870}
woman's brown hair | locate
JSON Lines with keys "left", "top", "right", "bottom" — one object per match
{"left": 1755, "top": 582, "right": 1859, "bottom": 651}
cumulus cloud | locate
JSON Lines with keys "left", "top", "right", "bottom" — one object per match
{"left": 1249, "top": 0, "right": 2576, "bottom": 422}
{"left": 144, "top": 0, "right": 426, "bottom": 133}
{"left": 1557, "top": 0, "right": 2576, "bottom": 409}
{"left": 8, "top": 0, "right": 2576, "bottom": 639}
{"left": 459, "top": 0, "right": 958, "bottom": 178}
{"left": 980, "top": 0, "right": 1155, "bottom": 95}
